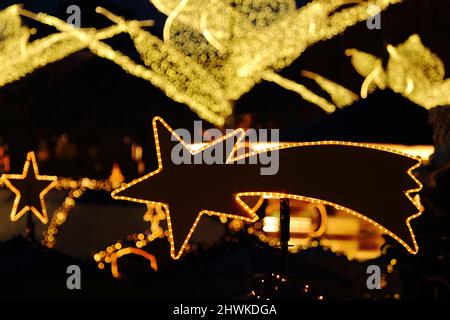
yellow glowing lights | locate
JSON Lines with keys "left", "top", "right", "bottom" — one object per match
{"left": 2, "top": 1, "right": 406, "bottom": 125}
{"left": 346, "top": 34, "right": 450, "bottom": 109}
{"left": 112, "top": 116, "right": 259, "bottom": 260}
{"left": 230, "top": 141, "right": 423, "bottom": 255}
{"left": 147, "top": 0, "right": 405, "bottom": 119}
{"left": 18, "top": 7, "right": 231, "bottom": 127}
{"left": 110, "top": 247, "right": 158, "bottom": 278}
{"left": 112, "top": 117, "right": 423, "bottom": 261}
{"left": 1, "top": 151, "right": 57, "bottom": 224}
{"left": 1, "top": 1, "right": 407, "bottom": 124}
{"left": 43, "top": 177, "right": 114, "bottom": 248}
{"left": 0, "top": 5, "right": 128, "bottom": 88}
{"left": 301, "top": 70, "right": 359, "bottom": 108}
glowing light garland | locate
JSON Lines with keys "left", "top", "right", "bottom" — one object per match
{"left": 93, "top": 203, "right": 166, "bottom": 275}
{"left": 4, "top": 2, "right": 446, "bottom": 124}
{"left": 301, "top": 70, "right": 359, "bottom": 108}
{"left": 346, "top": 34, "right": 450, "bottom": 108}
{"left": 111, "top": 117, "right": 259, "bottom": 259}
{"left": 4, "top": 1, "right": 405, "bottom": 125}
{"left": 0, "top": 5, "right": 131, "bottom": 88}
{"left": 117, "top": 0, "right": 405, "bottom": 122}
{"left": 229, "top": 140, "right": 423, "bottom": 255}
{"left": 111, "top": 117, "right": 423, "bottom": 261}
{"left": 41, "top": 174, "right": 163, "bottom": 278}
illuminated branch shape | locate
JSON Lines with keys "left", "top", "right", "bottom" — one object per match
{"left": 346, "top": 34, "right": 450, "bottom": 108}
{"left": 161, "top": 0, "right": 403, "bottom": 104}
{"left": 19, "top": 8, "right": 229, "bottom": 126}
{"left": 147, "top": 0, "right": 405, "bottom": 116}
{"left": 301, "top": 70, "right": 359, "bottom": 108}
{"left": 112, "top": 117, "right": 423, "bottom": 260}
{"left": 0, "top": 5, "right": 139, "bottom": 88}
{"left": 98, "top": 0, "right": 403, "bottom": 119}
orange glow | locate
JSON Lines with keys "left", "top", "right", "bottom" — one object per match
{"left": 1, "top": 151, "right": 57, "bottom": 224}
{"left": 110, "top": 247, "right": 158, "bottom": 278}
{"left": 113, "top": 117, "right": 423, "bottom": 260}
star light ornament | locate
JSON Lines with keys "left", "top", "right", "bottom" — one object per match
{"left": 1, "top": 152, "right": 57, "bottom": 224}
{"left": 113, "top": 117, "right": 423, "bottom": 260}
{"left": 112, "top": 117, "right": 259, "bottom": 259}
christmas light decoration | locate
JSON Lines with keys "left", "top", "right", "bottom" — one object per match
{"left": 95, "top": 143, "right": 432, "bottom": 275}
{"left": 42, "top": 177, "right": 114, "bottom": 248}
{"left": 111, "top": 117, "right": 423, "bottom": 261}
{"left": 17, "top": 1, "right": 404, "bottom": 125}
{"left": 1, "top": 151, "right": 57, "bottom": 224}
{"left": 108, "top": 0, "right": 404, "bottom": 122}
{"left": 301, "top": 70, "right": 359, "bottom": 108}
{"left": 112, "top": 117, "right": 259, "bottom": 259}
{"left": 17, "top": 7, "right": 230, "bottom": 126}
{"left": 230, "top": 141, "right": 423, "bottom": 254}
{"left": 346, "top": 34, "right": 450, "bottom": 108}
{"left": 2, "top": 1, "right": 406, "bottom": 125}
{"left": 92, "top": 203, "right": 167, "bottom": 275}
{"left": 0, "top": 5, "right": 131, "bottom": 88}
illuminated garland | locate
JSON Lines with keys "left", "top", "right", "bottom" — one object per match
{"left": 3, "top": 2, "right": 447, "bottom": 125}
{"left": 102, "top": 0, "right": 405, "bottom": 121}
{"left": 346, "top": 34, "right": 450, "bottom": 108}
{"left": 0, "top": 147, "right": 425, "bottom": 277}
{"left": 4, "top": 1, "right": 406, "bottom": 125}
{"left": 43, "top": 177, "right": 114, "bottom": 248}
{"left": 0, "top": 5, "right": 131, "bottom": 88}
{"left": 301, "top": 70, "right": 359, "bottom": 108}
{"left": 229, "top": 138, "right": 423, "bottom": 255}
{"left": 111, "top": 117, "right": 259, "bottom": 259}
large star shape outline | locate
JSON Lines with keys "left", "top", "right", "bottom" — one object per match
{"left": 112, "top": 117, "right": 424, "bottom": 259}
{"left": 111, "top": 117, "right": 259, "bottom": 260}
{"left": 1, "top": 151, "right": 57, "bottom": 224}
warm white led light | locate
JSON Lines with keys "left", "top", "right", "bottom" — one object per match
{"left": 112, "top": 117, "right": 423, "bottom": 260}
{"left": 1, "top": 152, "right": 57, "bottom": 224}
